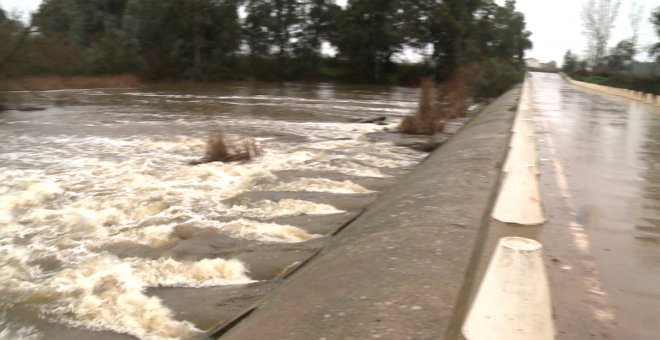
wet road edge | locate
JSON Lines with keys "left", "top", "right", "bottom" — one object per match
{"left": 214, "top": 85, "right": 521, "bottom": 340}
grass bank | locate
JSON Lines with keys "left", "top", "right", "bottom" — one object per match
{"left": 0, "top": 74, "right": 140, "bottom": 91}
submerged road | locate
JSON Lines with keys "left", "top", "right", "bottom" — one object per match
{"left": 484, "top": 72, "right": 660, "bottom": 339}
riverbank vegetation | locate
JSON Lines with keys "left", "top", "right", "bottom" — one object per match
{"left": 560, "top": 4, "right": 660, "bottom": 95}
{"left": 1, "top": 0, "right": 534, "bottom": 126}
{"left": 1, "top": 1, "right": 530, "bottom": 87}
{"left": 562, "top": 47, "right": 660, "bottom": 95}
{"left": 400, "top": 79, "right": 439, "bottom": 135}
{"left": 0, "top": 74, "right": 140, "bottom": 91}
{"left": 190, "top": 129, "right": 260, "bottom": 165}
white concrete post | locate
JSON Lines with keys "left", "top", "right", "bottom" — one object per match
{"left": 462, "top": 237, "right": 555, "bottom": 340}
{"left": 492, "top": 165, "right": 545, "bottom": 225}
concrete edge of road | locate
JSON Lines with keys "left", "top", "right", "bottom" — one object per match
{"left": 492, "top": 77, "right": 545, "bottom": 225}
{"left": 462, "top": 237, "right": 555, "bottom": 340}
{"left": 215, "top": 85, "right": 521, "bottom": 340}
{"left": 561, "top": 72, "right": 660, "bottom": 106}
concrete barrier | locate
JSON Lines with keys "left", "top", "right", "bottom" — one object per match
{"left": 217, "top": 85, "right": 522, "bottom": 340}
{"left": 561, "top": 73, "right": 659, "bottom": 106}
{"left": 462, "top": 237, "right": 555, "bottom": 340}
{"left": 491, "top": 165, "right": 544, "bottom": 225}
{"left": 505, "top": 135, "right": 538, "bottom": 173}
{"left": 493, "top": 78, "right": 544, "bottom": 225}
{"left": 511, "top": 118, "right": 535, "bottom": 136}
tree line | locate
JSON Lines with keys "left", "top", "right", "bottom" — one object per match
{"left": 1, "top": 0, "right": 531, "bottom": 92}
{"left": 561, "top": 3, "right": 660, "bottom": 95}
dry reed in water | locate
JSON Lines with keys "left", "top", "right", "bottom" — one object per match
{"left": 399, "top": 78, "right": 439, "bottom": 135}
{"left": 399, "top": 68, "right": 471, "bottom": 136}
{"left": 191, "top": 129, "right": 259, "bottom": 164}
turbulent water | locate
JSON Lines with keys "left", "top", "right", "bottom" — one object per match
{"left": 0, "top": 83, "right": 424, "bottom": 339}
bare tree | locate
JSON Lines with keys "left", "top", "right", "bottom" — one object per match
{"left": 581, "top": 0, "right": 621, "bottom": 68}
{"left": 628, "top": 1, "right": 644, "bottom": 57}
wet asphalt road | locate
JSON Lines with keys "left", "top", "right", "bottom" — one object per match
{"left": 483, "top": 72, "right": 660, "bottom": 339}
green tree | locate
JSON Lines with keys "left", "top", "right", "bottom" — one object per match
{"left": 244, "top": 0, "right": 274, "bottom": 58}
{"left": 244, "top": 0, "right": 298, "bottom": 60}
{"left": 606, "top": 39, "right": 635, "bottom": 73}
{"left": 493, "top": 0, "right": 532, "bottom": 66}
{"left": 428, "top": 0, "right": 481, "bottom": 78}
{"left": 651, "top": 7, "right": 660, "bottom": 61}
{"left": 429, "top": 0, "right": 530, "bottom": 95}
{"left": 174, "top": 0, "right": 241, "bottom": 79}
{"left": 123, "top": 0, "right": 180, "bottom": 78}
{"left": 0, "top": 8, "right": 23, "bottom": 73}
{"left": 3, "top": 0, "right": 534, "bottom": 89}
{"left": 34, "top": 0, "right": 142, "bottom": 74}
{"left": 0, "top": 7, "right": 43, "bottom": 76}
{"left": 290, "top": 0, "right": 342, "bottom": 77}
{"left": 124, "top": 0, "right": 240, "bottom": 80}
{"left": 35, "top": 0, "right": 127, "bottom": 48}
{"left": 461, "top": 0, "right": 531, "bottom": 65}
{"left": 562, "top": 50, "right": 579, "bottom": 74}
{"left": 335, "top": 0, "right": 404, "bottom": 82}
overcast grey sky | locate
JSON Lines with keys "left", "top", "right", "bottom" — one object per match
{"left": 513, "top": 0, "right": 659, "bottom": 63}
{"left": 1, "top": 0, "right": 658, "bottom": 64}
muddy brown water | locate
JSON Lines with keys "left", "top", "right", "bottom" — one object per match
{"left": 0, "top": 82, "right": 473, "bottom": 339}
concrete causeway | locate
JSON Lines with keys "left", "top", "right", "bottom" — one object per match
{"left": 216, "top": 86, "right": 521, "bottom": 339}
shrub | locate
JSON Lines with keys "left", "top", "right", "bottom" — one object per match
{"left": 399, "top": 78, "right": 439, "bottom": 135}
{"left": 399, "top": 68, "right": 473, "bottom": 136}
{"left": 191, "top": 129, "right": 260, "bottom": 165}
{"left": 572, "top": 73, "right": 660, "bottom": 95}
{"left": 470, "top": 59, "right": 524, "bottom": 99}
{"left": 436, "top": 67, "right": 471, "bottom": 119}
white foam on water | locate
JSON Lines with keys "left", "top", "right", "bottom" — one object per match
{"left": 0, "top": 88, "right": 426, "bottom": 338}
{"left": 0, "top": 321, "right": 42, "bottom": 340}
{"left": 0, "top": 244, "right": 252, "bottom": 340}
{"left": 351, "top": 153, "right": 418, "bottom": 168}
{"left": 0, "top": 135, "right": 365, "bottom": 339}
{"left": 121, "top": 92, "right": 414, "bottom": 111}
{"left": 131, "top": 257, "right": 252, "bottom": 287}
{"left": 315, "top": 159, "right": 390, "bottom": 178}
{"left": 117, "top": 93, "right": 413, "bottom": 116}
{"left": 43, "top": 257, "right": 203, "bottom": 340}
{"left": 231, "top": 199, "right": 344, "bottom": 218}
{"left": 269, "top": 178, "right": 373, "bottom": 194}
{"left": 213, "top": 219, "right": 319, "bottom": 243}
{"left": 111, "top": 223, "right": 178, "bottom": 248}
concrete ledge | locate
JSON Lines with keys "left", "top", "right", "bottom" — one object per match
{"left": 492, "top": 78, "right": 544, "bottom": 225}
{"left": 219, "top": 86, "right": 520, "bottom": 340}
{"left": 561, "top": 73, "right": 660, "bottom": 106}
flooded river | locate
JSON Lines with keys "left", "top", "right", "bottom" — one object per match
{"left": 0, "top": 82, "right": 433, "bottom": 339}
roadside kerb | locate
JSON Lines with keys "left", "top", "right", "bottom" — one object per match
{"left": 492, "top": 78, "right": 545, "bottom": 225}
{"left": 217, "top": 86, "right": 521, "bottom": 339}
{"left": 561, "top": 73, "right": 660, "bottom": 106}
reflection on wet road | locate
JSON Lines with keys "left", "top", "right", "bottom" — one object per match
{"left": 531, "top": 72, "right": 660, "bottom": 339}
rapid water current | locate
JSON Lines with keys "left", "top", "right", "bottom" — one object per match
{"left": 0, "top": 83, "right": 426, "bottom": 339}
